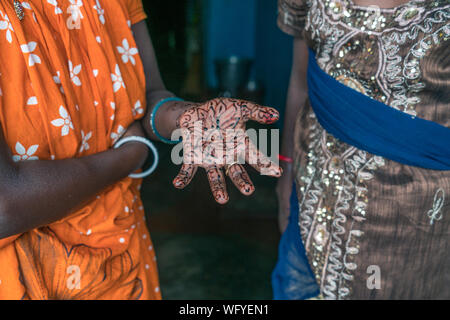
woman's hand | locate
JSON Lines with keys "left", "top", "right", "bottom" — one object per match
{"left": 276, "top": 162, "right": 294, "bottom": 233}
{"left": 173, "top": 98, "right": 283, "bottom": 204}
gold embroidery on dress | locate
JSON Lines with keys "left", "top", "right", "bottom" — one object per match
{"left": 297, "top": 0, "right": 449, "bottom": 300}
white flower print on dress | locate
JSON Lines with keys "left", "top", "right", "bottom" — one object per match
{"left": 20, "top": 2, "right": 38, "bottom": 23}
{"left": 51, "top": 106, "right": 74, "bottom": 136}
{"left": 0, "top": 10, "right": 14, "bottom": 43}
{"left": 20, "top": 2, "right": 37, "bottom": 22}
{"left": 27, "top": 96, "right": 38, "bottom": 105}
{"left": 12, "top": 142, "right": 39, "bottom": 162}
{"left": 20, "top": 42, "right": 42, "bottom": 66}
{"left": 133, "top": 100, "right": 144, "bottom": 116}
{"left": 93, "top": 0, "right": 105, "bottom": 24}
{"left": 111, "top": 125, "right": 125, "bottom": 144}
{"left": 53, "top": 71, "right": 65, "bottom": 93}
{"left": 47, "top": 0, "right": 63, "bottom": 14}
{"left": 117, "top": 39, "right": 138, "bottom": 65}
{"left": 111, "top": 64, "right": 125, "bottom": 92}
{"left": 68, "top": 61, "right": 82, "bottom": 86}
{"left": 21, "top": 2, "right": 31, "bottom": 10}
{"left": 79, "top": 130, "right": 92, "bottom": 153}
{"left": 110, "top": 102, "right": 116, "bottom": 120}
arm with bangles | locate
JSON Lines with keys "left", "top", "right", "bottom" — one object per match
{"left": 0, "top": 122, "right": 148, "bottom": 239}
{"left": 132, "top": 21, "right": 283, "bottom": 205}
{"left": 276, "top": 37, "right": 309, "bottom": 233}
{"left": 0, "top": 22, "right": 181, "bottom": 239}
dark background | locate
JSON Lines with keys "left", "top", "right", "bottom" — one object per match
{"left": 140, "top": 0, "right": 293, "bottom": 299}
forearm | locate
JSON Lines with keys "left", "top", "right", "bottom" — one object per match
{"left": 0, "top": 143, "right": 146, "bottom": 238}
{"left": 281, "top": 92, "right": 304, "bottom": 160}
{"left": 281, "top": 38, "right": 309, "bottom": 160}
{"left": 132, "top": 21, "right": 194, "bottom": 142}
{"left": 279, "top": 96, "right": 298, "bottom": 184}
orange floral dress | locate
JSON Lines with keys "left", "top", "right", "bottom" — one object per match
{"left": 0, "top": 0, "right": 161, "bottom": 299}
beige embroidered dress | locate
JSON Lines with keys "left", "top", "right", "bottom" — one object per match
{"left": 278, "top": 0, "right": 449, "bottom": 299}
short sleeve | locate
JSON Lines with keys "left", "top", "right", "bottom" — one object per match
{"left": 277, "top": 0, "right": 309, "bottom": 38}
{"left": 125, "top": 0, "right": 148, "bottom": 25}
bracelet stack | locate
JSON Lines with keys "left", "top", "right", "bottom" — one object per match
{"left": 150, "top": 97, "right": 184, "bottom": 144}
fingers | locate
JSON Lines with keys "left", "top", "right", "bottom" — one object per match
{"left": 173, "top": 164, "right": 198, "bottom": 189}
{"left": 206, "top": 166, "right": 229, "bottom": 204}
{"left": 245, "top": 138, "right": 283, "bottom": 177}
{"left": 226, "top": 164, "right": 255, "bottom": 196}
{"left": 241, "top": 101, "right": 280, "bottom": 125}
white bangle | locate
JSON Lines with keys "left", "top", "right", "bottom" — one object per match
{"left": 114, "top": 136, "right": 159, "bottom": 179}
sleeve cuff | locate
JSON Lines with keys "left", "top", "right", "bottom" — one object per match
{"left": 129, "top": 8, "right": 148, "bottom": 25}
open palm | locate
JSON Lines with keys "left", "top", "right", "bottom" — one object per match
{"left": 174, "top": 98, "right": 282, "bottom": 204}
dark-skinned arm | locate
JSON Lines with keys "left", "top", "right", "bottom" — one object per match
{"left": 132, "top": 21, "right": 191, "bottom": 143}
{"left": 276, "top": 37, "right": 309, "bottom": 233}
{"left": 0, "top": 122, "right": 148, "bottom": 239}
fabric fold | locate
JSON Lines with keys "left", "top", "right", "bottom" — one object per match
{"left": 307, "top": 48, "right": 450, "bottom": 170}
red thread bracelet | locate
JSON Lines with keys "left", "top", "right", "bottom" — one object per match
{"left": 278, "top": 155, "right": 293, "bottom": 163}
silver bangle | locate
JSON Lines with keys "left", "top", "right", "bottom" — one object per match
{"left": 114, "top": 136, "right": 159, "bottom": 179}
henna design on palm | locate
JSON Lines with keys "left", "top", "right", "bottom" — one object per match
{"left": 173, "top": 98, "right": 282, "bottom": 204}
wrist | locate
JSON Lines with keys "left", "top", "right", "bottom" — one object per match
{"left": 118, "top": 142, "right": 149, "bottom": 172}
{"left": 172, "top": 101, "right": 192, "bottom": 130}
{"left": 113, "top": 136, "right": 159, "bottom": 178}
{"left": 279, "top": 159, "right": 294, "bottom": 178}
{"left": 171, "top": 101, "right": 193, "bottom": 130}
{"left": 152, "top": 98, "right": 190, "bottom": 143}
